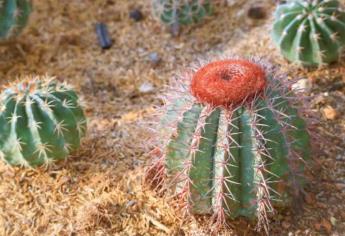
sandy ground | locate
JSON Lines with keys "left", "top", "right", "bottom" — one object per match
{"left": 0, "top": 0, "right": 344, "bottom": 235}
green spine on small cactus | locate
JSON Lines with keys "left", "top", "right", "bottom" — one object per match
{"left": 272, "top": 0, "right": 345, "bottom": 66}
{"left": 0, "top": 0, "right": 32, "bottom": 39}
{"left": 152, "top": 0, "right": 212, "bottom": 26}
{"left": 151, "top": 59, "right": 311, "bottom": 231}
{"left": 0, "top": 76, "right": 87, "bottom": 167}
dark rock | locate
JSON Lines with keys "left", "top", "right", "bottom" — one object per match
{"left": 129, "top": 9, "right": 144, "bottom": 22}
{"left": 248, "top": 6, "right": 266, "bottom": 20}
{"left": 95, "top": 23, "right": 112, "bottom": 49}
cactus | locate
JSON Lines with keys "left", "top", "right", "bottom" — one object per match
{"left": 146, "top": 59, "right": 311, "bottom": 232}
{"left": 0, "top": 76, "right": 87, "bottom": 167}
{"left": 0, "top": 0, "right": 32, "bottom": 40}
{"left": 272, "top": 0, "right": 345, "bottom": 67}
{"left": 152, "top": 0, "right": 212, "bottom": 26}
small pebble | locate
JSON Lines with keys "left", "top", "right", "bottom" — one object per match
{"left": 126, "top": 200, "right": 136, "bottom": 208}
{"left": 226, "top": 0, "right": 237, "bottom": 7}
{"left": 139, "top": 82, "right": 154, "bottom": 93}
{"left": 322, "top": 106, "right": 337, "bottom": 120}
{"left": 248, "top": 6, "right": 266, "bottom": 19}
{"left": 129, "top": 9, "right": 143, "bottom": 22}
{"left": 292, "top": 78, "right": 311, "bottom": 92}
{"left": 148, "top": 52, "right": 161, "bottom": 66}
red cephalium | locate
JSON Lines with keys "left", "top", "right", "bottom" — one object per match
{"left": 191, "top": 59, "right": 267, "bottom": 106}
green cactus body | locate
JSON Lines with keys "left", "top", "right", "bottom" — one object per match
{"left": 148, "top": 59, "right": 311, "bottom": 231}
{"left": 0, "top": 76, "right": 87, "bottom": 167}
{"left": 165, "top": 96, "right": 310, "bottom": 218}
{"left": 272, "top": 0, "right": 345, "bottom": 66}
{"left": 152, "top": 0, "right": 212, "bottom": 26}
{"left": 0, "top": 0, "right": 32, "bottom": 40}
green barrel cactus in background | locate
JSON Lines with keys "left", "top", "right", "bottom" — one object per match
{"left": 272, "top": 0, "right": 345, "bottom": 67}
{"left": 152, "top": 0, "right": 212, "bottom": 26}
{"left": 0, "top": 76, "right": 87, "bottom": 167}
{"left": 0, "top": 0, "right": 32, "bottom": 40}
{"left": 146, "top": 59, "right": 311, "bottom": 232}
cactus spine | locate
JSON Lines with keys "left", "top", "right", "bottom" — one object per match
{"left": 0, "top": 0, "right": 32, "bottom": 40}
{"left": 0, "top": 76, "right": 87, "bottom": 167}
{"left": 152, "top": 0, "right": 212, "bottom": 26}
{"left": 147, "top": 59, "right": 311, "bottom": 232}
{"left": 272, "top": 0, "right": 345, "bottom": 67}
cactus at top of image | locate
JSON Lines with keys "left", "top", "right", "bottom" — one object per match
{"left": 0, "top": 0, "right": 32, "bottom": 40}
{"left": 146, "top": 58, "right": 312, "bottom": 233}
{"left": 272, "top": 0, "right": 345, "bottom": 67}
{"left": 0, "top": 76, "right": 87, "bottom": 167}
{"left": 152, "top": 0, "right": 212, "bottom": 26}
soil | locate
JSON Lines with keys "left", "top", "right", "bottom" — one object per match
{"left": 0, "top": 0, "right": 344, "bottom": 235}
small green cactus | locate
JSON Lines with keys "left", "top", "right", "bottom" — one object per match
{"left": 146, "top": 59, "right": 311, "bottom": 232}
{"left": 272, "top": 0, "right": 345, "bottom": 67}
{"left": 152, "top": 0, "right": 212, "bottom": 26}
{"left": 0, "top": 0, "right": 32, "bottom": 40}
{"left": 0, "top": 76, "right": 87, "bottom": 167}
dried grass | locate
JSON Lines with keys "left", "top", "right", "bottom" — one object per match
{"left": 0, "top": 0, "right": 344, "bottom": 235}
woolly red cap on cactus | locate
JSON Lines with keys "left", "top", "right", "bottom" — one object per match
{"left": 191, "top": 59, "right": 267, "bottom": 106}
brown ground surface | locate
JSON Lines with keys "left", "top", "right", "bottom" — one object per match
{"left": 0, "top": 0, "right": 344, "bottom": 235}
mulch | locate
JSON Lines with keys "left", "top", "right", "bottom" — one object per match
{"left": 0, "top": 0, "right": 344, "bottom": 235}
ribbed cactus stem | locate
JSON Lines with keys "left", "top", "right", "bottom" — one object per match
{"left": 272, "top": 0, "right": 345, "bottom": 66}
{"left": 0, "top": 0, "right": 32, "bottom": 40}
{"left": 166, "top": 98, "right": 309, "bottom": 212}
{"left": 0, "top": 76, "right": 87, "bottom": 167}
{"left": 146, "top": 59, "right": 311, "bottom": 233}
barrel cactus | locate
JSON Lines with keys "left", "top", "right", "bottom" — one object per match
{"left": 146, "top": 58, "right": 311, "bottom": 232}
{"left": 272, "top": 0, "right": 345, "bottom": 67}
{"left": 0, "top": 0, "right": 32, "bottom": 40}
{"left": 0, "top": 76, "right": 87, "bottom": 167}
{"left": 152, "top": 0, "right": 212, "bottom": 26}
